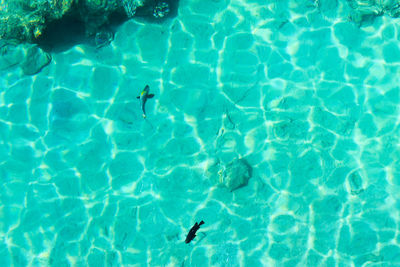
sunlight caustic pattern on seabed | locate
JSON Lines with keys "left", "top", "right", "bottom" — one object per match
{"left": 1, "top": 0, "right": 400, "bottom": 266}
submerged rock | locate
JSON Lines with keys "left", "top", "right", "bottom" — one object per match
{"left": 153, "top": 2, "right": 170, "bottom": 18}
{"left": 21, "top": 45, "right": 52, "bottom": 75}
{"left": 347, "top": 0, "right": 400, "bottom": 25}
{"left": 123, "top": 0, "right": 144, "bottom": 18}
{"left": 0, "top": 0, "right": 74, "bottom": 42}
{"left": 0, "top": 42, "right": 51, "bottom": 75}
{"left": 0, "top": 41, "right": 24, "bottom": 70}
{"left": 95, "top": 30, "right": 114, "bottom": 48}
{"left": 0, "top": 0, "right": 176, "bottom": 45}
{"left": 207, "top": 158, "right": 252, "bottom": 192}
{"left": 0, "top": 0, "right": 145, "bottom": 43}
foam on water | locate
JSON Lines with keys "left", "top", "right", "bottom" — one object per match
{"left": 1, "top": 0, "right": 400, "bottom": 266}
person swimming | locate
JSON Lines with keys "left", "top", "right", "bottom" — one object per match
{"left": 136, "top": 85, "right": 154, "bottom": 118}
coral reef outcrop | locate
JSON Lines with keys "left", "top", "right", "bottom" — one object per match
{"left": 0, "top": 0, "right": 172, "bottom": 43}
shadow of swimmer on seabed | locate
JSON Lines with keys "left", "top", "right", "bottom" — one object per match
{"left": 137, "top": 84, "right": 155, "bottom": 128}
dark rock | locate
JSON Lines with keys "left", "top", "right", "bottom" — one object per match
{"left": 0, "top": 0, "right": 74, "bottom": 42}
{"left": 0, "top": 42, "right": 51, "bottom": 75}
{"left": 0, "top": 41, "right": 24, "bottom": 70}
{"left": 123, "top": 0, "right": 143, "bottom": 18}
{"left": 95, "top": 30, "right": 114, "bottom": 48}
{"left": 1, "top": 0, "right": 179, "bottom": 45}
{"left": 0, "top": 0, "right": 144, "bottom": 43}
{"left": 153, "top": 2, "right": 170, "bottom": 18}
{"left": 21, "top": 45, "right": 52, "bottom": 75}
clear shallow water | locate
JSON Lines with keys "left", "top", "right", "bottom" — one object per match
{"left": 1, "top": 0, "right": 400, "bottom": 266}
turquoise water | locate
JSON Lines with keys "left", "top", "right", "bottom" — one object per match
{"left": 2, "top": 0, "right": 400, "bottom": 266}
